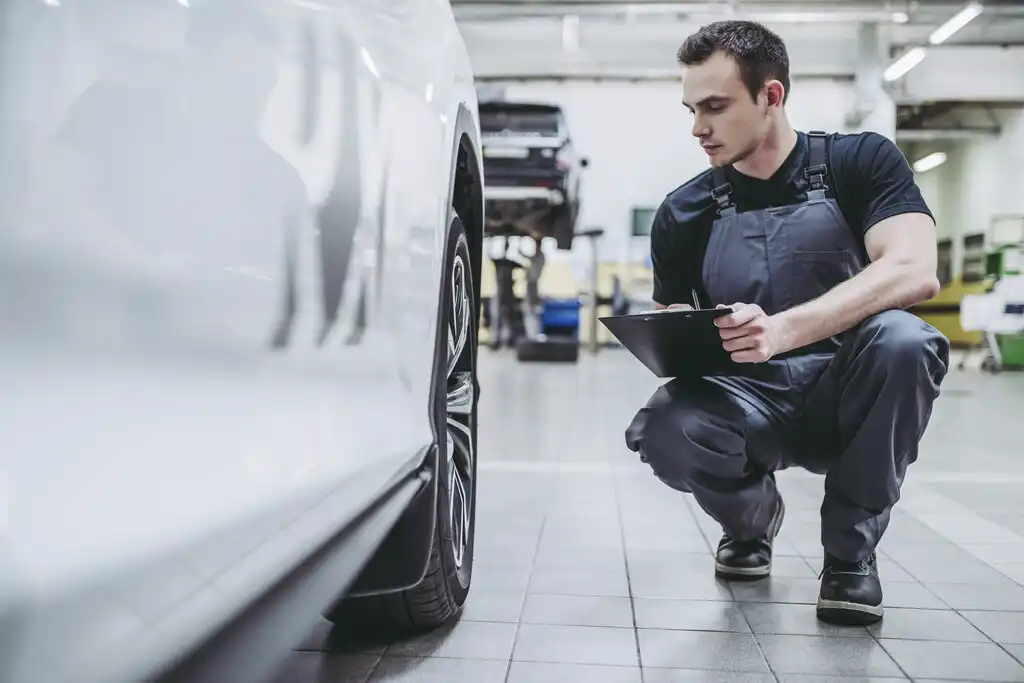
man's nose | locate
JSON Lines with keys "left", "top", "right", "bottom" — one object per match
{"left": 691, "top": 116, "right": 708, "bottom": 138}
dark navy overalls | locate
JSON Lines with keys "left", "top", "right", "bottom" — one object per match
{"left": 626, "top": 132, "right": 950, "bottom": 562}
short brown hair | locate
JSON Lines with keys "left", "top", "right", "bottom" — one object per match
{"left": 677, "top": 20, "right": 791, "bottom": 104}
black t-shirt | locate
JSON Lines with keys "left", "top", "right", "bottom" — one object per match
{"left": 651, "top": 131, "right": 933, "bottom": 307}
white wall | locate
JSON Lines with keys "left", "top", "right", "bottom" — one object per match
{"left": 907, "top": 111, "right": 1024, "bottom": 278}
{"left": 494, "top": 78, "right": 892, "bottom": 266}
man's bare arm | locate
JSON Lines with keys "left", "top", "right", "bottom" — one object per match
{"left": 771, "top": 212, "right": 940, "bottom": 355}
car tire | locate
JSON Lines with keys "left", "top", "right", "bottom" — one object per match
{"left": 326, "top": 211, "right": 478, "bottom": 636}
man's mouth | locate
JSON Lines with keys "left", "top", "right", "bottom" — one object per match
{"left": 702, "top": 144, "right": 721, "bottom": 155}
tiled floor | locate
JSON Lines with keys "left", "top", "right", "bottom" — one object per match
{"left": 280, "top": 349, "right": 1024, "bottom": 682}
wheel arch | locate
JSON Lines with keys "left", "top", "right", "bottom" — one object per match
{"left": 337, "top": 100, "right": 483, "bottom": 599}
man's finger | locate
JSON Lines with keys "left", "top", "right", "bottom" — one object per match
{"left": 731, "top": 347, "right": 768, "bottom": 363}
{"left": 667, "top": 303, "right": 694, "bottom": 311}
{"left": 717, "top": 305, "right": 760, "bottom": 328}
{"left": 722, "top": 335, "right": 758, "bottom": 353}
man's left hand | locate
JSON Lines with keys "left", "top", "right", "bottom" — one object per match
{"left": 714, "top": 302, "right": 785, "bottom": 363}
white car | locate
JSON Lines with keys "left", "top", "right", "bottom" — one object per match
{"left": 0, "top": 1, "right": 484, "bottom": 682}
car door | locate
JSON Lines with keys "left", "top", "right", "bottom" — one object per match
{"left": 0, "top": 1, "right": 433, "bottom": 680}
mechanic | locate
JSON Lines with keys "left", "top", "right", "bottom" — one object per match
{"left": 624, "top": 20, "right": 950, "bottom": 626}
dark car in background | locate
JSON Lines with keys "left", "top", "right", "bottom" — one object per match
{"left": 479, "top": 101, "right": 587, "bottom": 250}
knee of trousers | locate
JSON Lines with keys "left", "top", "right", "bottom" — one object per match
{"left": 853, "top": 310, "right": 951, "bottom": 386}
{"left": 628, "top": 402, "right": 749, "bottom": 485}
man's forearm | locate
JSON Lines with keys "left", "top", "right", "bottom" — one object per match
{"left": 772, "top": 258, "right": 939, "bottom": 355}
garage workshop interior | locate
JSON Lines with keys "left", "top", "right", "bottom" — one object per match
{"left": 3, "top": 2, "right": 1024, "bottom": 683}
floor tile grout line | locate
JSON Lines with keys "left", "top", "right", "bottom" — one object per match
{"left": 357, "top": 651, "right": 385, "bottom": 683}
{"left": 612, "top": 474, "right": 646, "bottom": 683}
{"left": 866, "top": 620, "right": 914, "bottom": 681}
{"left": 502, "top": 510, "right": 548, "bottom": 683}
{"left": 681, "top": 496, "right": 782, "bottom": 682}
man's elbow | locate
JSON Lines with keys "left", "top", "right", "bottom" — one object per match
{"left": 916, "top": 274, "right": 941, "bottom": 301}
{"left": 901, "top": 260, "right": 940, "bottom": 303}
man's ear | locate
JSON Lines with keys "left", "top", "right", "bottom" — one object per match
{"left": 765, "top": 81, "right": 785, "bottom": 108}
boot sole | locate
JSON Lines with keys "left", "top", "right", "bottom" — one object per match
{"left": 714, "top": 562, "right": 771, "bottom": 581}
{"left": 816, "top": 598, "right": 884, "bottom": 626}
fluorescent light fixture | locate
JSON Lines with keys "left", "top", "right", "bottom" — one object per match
{"left": 892, "top": 11, "right": 909, "bottom": 24}
{"left": 884, "top": 46, "right": 927, "bottom": 81}
{"left": 913, "top": 151, "right": 948, "bottom": 173}
{"left": 562, "top": 14, "right": 580, "bottom": 52}
{"left": 929, "top": 2, "right": 983, "bottom": 45}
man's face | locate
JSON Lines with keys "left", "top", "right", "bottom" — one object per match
{"left": 681, "top": 51, "right": 771, "bottom": 167}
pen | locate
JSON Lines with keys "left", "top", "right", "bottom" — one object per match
{"left": 691, "top": 290, "right": 701, "bottom": 310}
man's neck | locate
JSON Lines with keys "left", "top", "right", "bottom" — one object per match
{"left": 732, "top": 123, "right": 799, "bottom": 180}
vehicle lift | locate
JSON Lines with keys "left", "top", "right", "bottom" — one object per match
{"left": 486, "top": 228, "right": 607, "bottom": 363}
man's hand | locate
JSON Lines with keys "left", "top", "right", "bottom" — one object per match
{"left": 666, "top": 303, "right": 694, "bottom": 311}
{"left": 714, "top": 302, "right": 786, "bottom": 363}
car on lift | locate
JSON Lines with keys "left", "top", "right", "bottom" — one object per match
{"left": 479, "top": 100, "right": 588, "bottom": 251}
{"left": 0, "top": 1, "right": 484, "bottom": 683}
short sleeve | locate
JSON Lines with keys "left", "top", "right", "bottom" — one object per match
{"left": 837, "top": 132, "right": 934, "bottom": 237}
{"left": 650, "top": 201, "right": 695, "bottom": 307}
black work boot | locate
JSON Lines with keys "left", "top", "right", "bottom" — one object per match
{"left": 817, "top": 551, "right": 884, "bottom": 626}
{"left": 714, "top": 495, "right": 785, "bottom": 581}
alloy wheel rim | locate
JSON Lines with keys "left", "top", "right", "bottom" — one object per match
{"left": 445, "top": 252, "right": 474, "bottom": 570}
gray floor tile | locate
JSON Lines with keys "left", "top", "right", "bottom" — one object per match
{"left": 878, "top": 581, "right": 948, "bottom": 610}
{"left": 878, "top": 639, "right": 1024, "bottom": 681}
{"left": 756, "top": 634, "right": 904, "bottom": 677}
{"left": 632, "top": 598, "right": 750, "bottom": 632}
{"left": 926, "top": 582, "right": 1024, "bottom": 611}
{"left": 873, "top": 559, "right": 917, "bottom": 583}
{"left": 460, "top": 590, "right": 525, "bottom": 623}
{"left": 512, "top": 624, "right": 639, "bottom": 667}
{"left": 775, "top": 677, "right": 908, "bottom": 683}
{"left": 506, "top": 662, "right": 642, "bottom": 683}
{"left": 470, "top": 563, "right": 532, "bottom": 593}
{"left": 636, "top": 629, "right": 770, "bottom": 673}
{"left": 994, "top": 562, "right": 1024, "bottom": 585}
{"left": 532, "top": 546, "right": 625, "bottom": 570}
{"left": 286, "top": 653, "right": 380, "bottom": 683}
{"left": 384, "top": 621, "right": 517, "bottom": 661}
{"left": 520, "top": 594, "right": 634, "bottom": 628}
{"left": 368, "top": 656, "right": 508, "bottom": 682}
{"left": 625, "top": 550, "right": 716, "bottom": 575}
{"left": 729, "top": 577, "right": 821, "bottom": 605}
{"left": 740, "top": 602, "right": 871, "bottom": 637}
{"left": 1004, "top": 643, "right": 1024, "bottom": 665}
{"left": 528, "top": 566, "right": 631, "bottom": 597}
{"left": 960, "top": 610, "right": 1024, "bottom": 644}
{"left": 629, "top": 569, "right": 734, "bottom": 601}
{"left": 882, "top": 543, "right": 1021, "bottom": 585}
{"left": 643, "top": 669, "right": 776, "bottom": 682}
{"left": 866, "top": 607, "right": 989, "bottom": 642}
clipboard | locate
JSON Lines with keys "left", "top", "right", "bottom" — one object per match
{"left": 599, "top": 307, "right": 737, "bottom": 378}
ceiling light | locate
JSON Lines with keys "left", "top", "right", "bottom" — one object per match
{"left": 562, "top": 14, "right": 580, "bottom": 52}
{"left": 891, "top": 11, "right": 909, "bottom": 24}
{"left": 884, "top": 46, "right": 928, "bottom": 82}
{"left": 913, "top": 152, "right": 948, "bottom": 173}
{"left": 929, "top": 2, "right": 983, "bottom": 45}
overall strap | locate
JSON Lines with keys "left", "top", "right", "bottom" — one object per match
{"left": 803, "top": 130, "right": 830, "bottom": 200}
{"left": 711, "top": 165, "right": 736, "bottom": 217}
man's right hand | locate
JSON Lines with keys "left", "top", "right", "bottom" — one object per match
{"left": 666, "top": 303, "right": 694, "bottom": 311}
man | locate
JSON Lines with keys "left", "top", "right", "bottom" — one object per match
{"left": 624, "top": 20, "right": 950, "bottom": 626}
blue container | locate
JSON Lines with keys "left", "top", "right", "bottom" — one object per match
{"left": 542, "top": 298, "right": 582, "bottom": 336}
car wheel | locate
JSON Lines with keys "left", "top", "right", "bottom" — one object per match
{"left": 328, "top": 211, "right": 478, "bottom": 635}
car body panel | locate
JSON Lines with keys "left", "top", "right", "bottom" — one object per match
{"left": 0, "top": 0, "right": 479, "bottom": 682}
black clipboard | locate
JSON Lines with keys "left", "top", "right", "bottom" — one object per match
{"left": 599, "top": 307, "right": 737, "bottom": 378}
